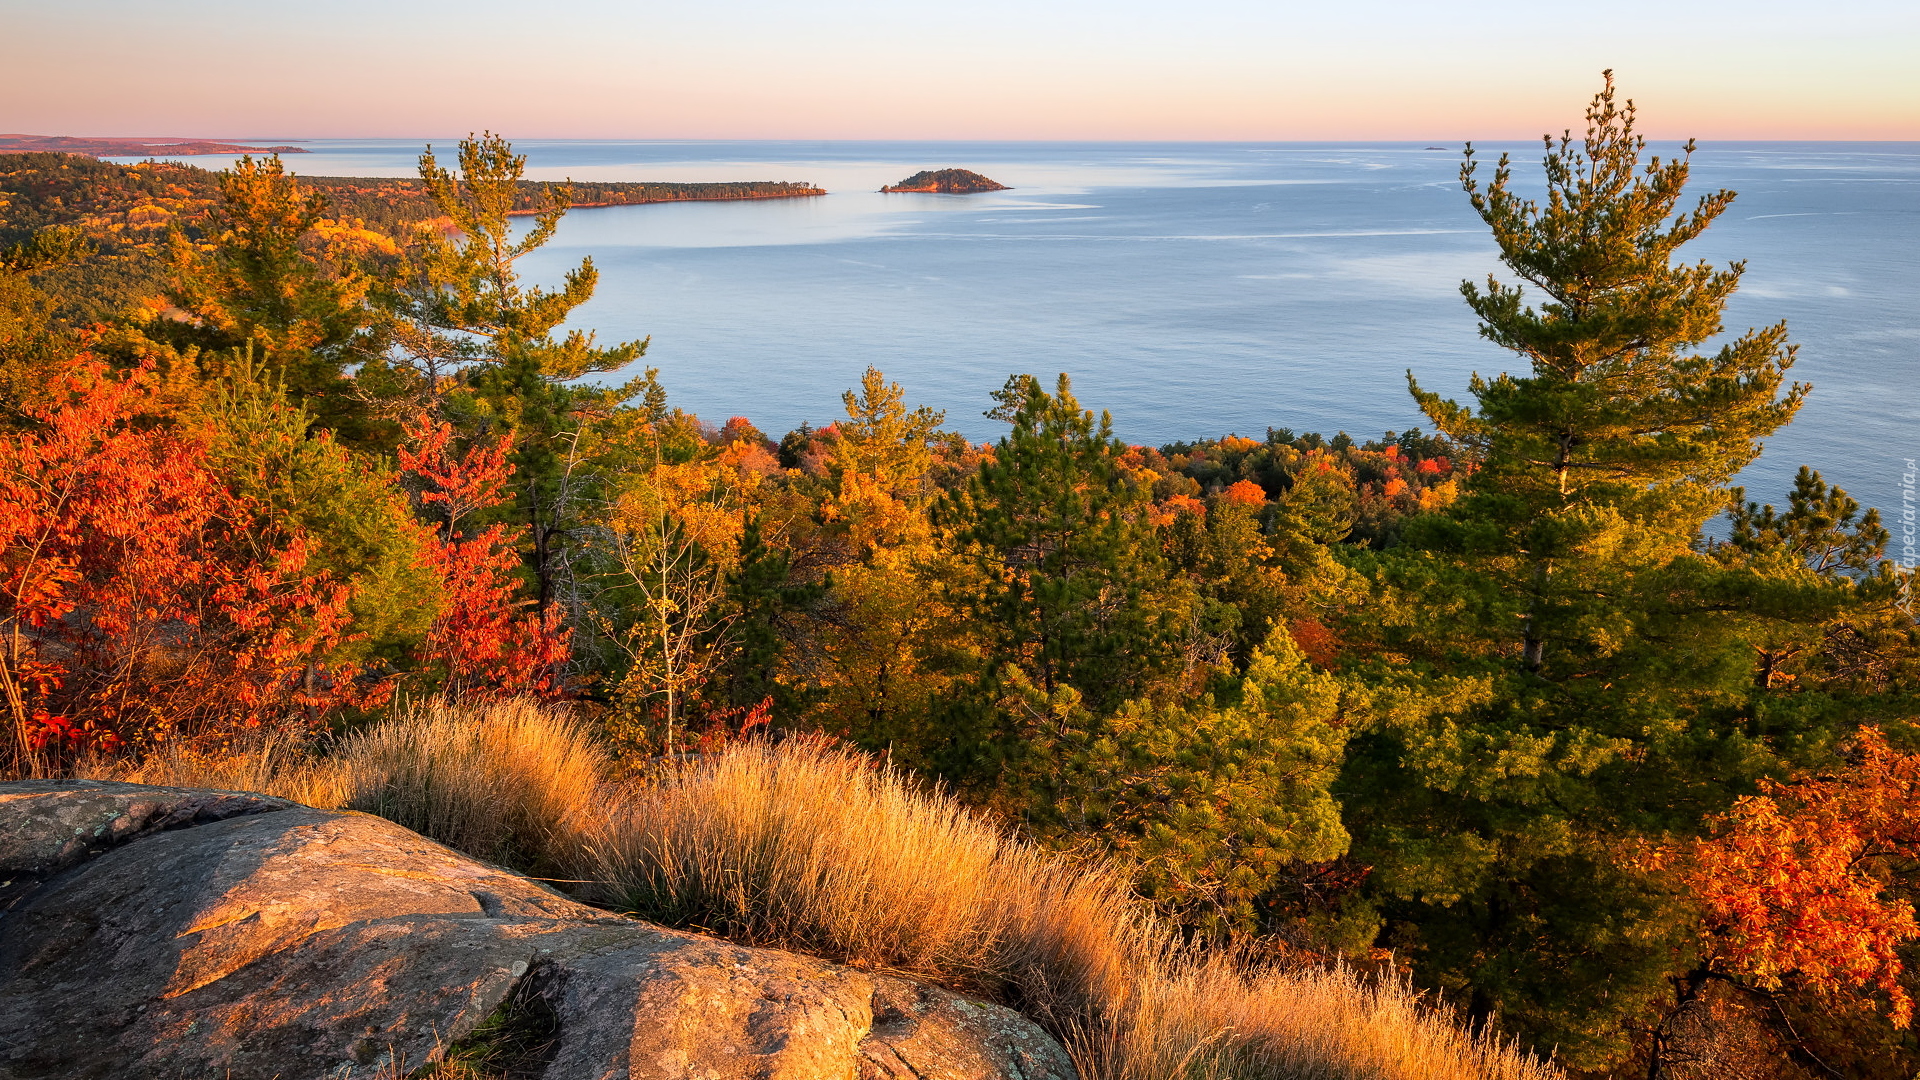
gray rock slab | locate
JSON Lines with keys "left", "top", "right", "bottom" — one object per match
{"left": 0, "top": 781, "right": 1076, "bottom": 1080}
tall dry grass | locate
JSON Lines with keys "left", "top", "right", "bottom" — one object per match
{"left": 579, "top": 737, "right": 1561, "bottom": 1080}
{"left": 330, "top": 698, "right": 608, "bottom": 876}
{"left": 92, "top": 699, "right": 607, "bottom": 878}
{"left": 91, "top": 703, "right": 1559, "bottom": 1080}
{"left": 89, "top": 727, "right": 347, "bottom": 808}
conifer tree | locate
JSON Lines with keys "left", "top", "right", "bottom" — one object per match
{"left": 939, "top": 374, "right": 1186, "bottom": 710}
{"left": 392, "top": 134, "right": 650, "bottom": 607}
{"left": 1408, "top": 70, "right": 1803, "bottom": 671}
{"left": 933, "top": 375, "right": 1189, "bottom": 787}
{"left": 1342, "top": 74, "right": 1822, "bottom": 1068}
{"left": 164, "top": 156, "right": 388, "bottom": 440}
{"left": 0, "top": 227, "right": 86, "bottom": 427}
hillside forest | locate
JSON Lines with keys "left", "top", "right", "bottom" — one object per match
{"left": 2, "top": 79, "right": 1917, "bottom": 1079}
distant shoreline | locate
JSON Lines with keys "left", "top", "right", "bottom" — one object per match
{"left": 504, "top": 188, "right": 828, "bottom": 215}
{"left": 0, "top": 135, "right": 309, "bottom": 157}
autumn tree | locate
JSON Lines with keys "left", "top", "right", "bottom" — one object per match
{"left": 1, "top": 356, "right": 364, "bottom": 772}
{"left": 398, "top": 419, "right": 570, "bottom": 700}
{"left": 796, "top": 368, "right": 964, "bottom": 747}
{"left": 584, "top": 398, "right": 782, "bottom": 749}
{"left": 1647, "top": 728, "right": 1920, "bottom": 1075}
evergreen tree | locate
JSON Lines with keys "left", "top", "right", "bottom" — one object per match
{"left": 1719, "top": 467, "right": 1896, "bottom": 690}
{"left": 163, "top": 156, "right": 388, "bottom": 441}
{"left": 933, "top": 374, "right": 1189, "bottom": 784}
{"left": 392, "top": 134, "right": 650, "bottom": 607}
{"left": 724, "top": 514, "right": 824, "bottom": 717}
{"left": 1408, "top": 69, "right": 1803, "bottom": 673}
{"left": 0, "top": 227, "right": 87, "bottom": 427}
{"left": 1342, "top": 73, "right": 1822, "bottom": 1069}
{"left": 1008, "top": 630, "right": 1354, "bottom": 936}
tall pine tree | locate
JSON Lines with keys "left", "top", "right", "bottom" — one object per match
{"left": 1342, "top": 73, "right": 1822, "bottom": 1069}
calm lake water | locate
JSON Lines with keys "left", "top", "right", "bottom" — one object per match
{"left": 118, "top": 140, "right": 1920, "bottom": 521}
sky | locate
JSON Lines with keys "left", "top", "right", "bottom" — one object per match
{"left": 4, "top": 0, "right": 1917, "bottom": 141}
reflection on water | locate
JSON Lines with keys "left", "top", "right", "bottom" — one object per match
{"left": 109, "top": 140, "right": 1920, "bottom": 519}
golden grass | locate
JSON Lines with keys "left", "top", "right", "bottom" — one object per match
{"left": 578, "top": 736, "right": 1561, "bottom": 1080}
{"left": 580, "top": 736, "right": 1016, "bottom": 982}
{"left": 1079, "top": 953, "right": 1559, "bottom": 1080}
{"left": 93, "top": 699, "right": 606, "bottom": 878}
{"left": 88, "top": 703, "right": 1560, "bottom": 1080}
{"left": 330, "top": 698, "right": 609, "bottom": 876}
{"left": 88, "top": 728, "right": 346, "bottom": 808}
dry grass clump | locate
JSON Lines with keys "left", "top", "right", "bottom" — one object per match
{"left": 332, "top": 698, "right": 609, "bottom": 876}
{"left": 86, "top": 728, "right": 346, "bottom": 808}
{"left": 581, "top": 736, "right": 1561, "bottom": 1080}
{"left": 1080, "top": 952, "right": 1560, "bottom": 1080}
{"left": 581, "top": 736, "right": 1016, "bottom": 983}
{"left": 91, "top": 699, "right": 607, "bottom": 879}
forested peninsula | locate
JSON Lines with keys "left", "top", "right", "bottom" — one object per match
{"left": 0, "top": 151, "right": 823, "bottom": 322}
{"left": 0, "top": 134, "right": 310, "bottom": 156}
{"left": 3, "top": 77, "right": 1917, "bottom": 1080}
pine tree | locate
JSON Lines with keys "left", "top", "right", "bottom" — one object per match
{"left": 0, "top": 227, "right": 86, "bottom": 427}
{"left": 933, "top": 374, "right": 1189, "bottom": 786}
{"left": 1341, "top": 73, "right": 1823, "bottom": 1069}
{"left": 392, "top": 133, "right": 650, "bottom": 607}
{"left": 939, "top": 374, "right": 1186, "bottom": 709}
{"left": 1408, "top": 69, "right": 1803, "bottom": 672}
{"left": 163, "top": 156, "right": 388, "bottom": 441}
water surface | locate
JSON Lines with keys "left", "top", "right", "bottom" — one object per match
{"left": 117, "top": 140, "right": 1920, "bottom": 518}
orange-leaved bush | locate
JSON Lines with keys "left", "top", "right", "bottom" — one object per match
{"left": 1680, "top": 728, "right": 1920, "bottom": 1026}
{"left": 0, "top": 355, "right": 366, "bottom": 772}
{"left": 399, "top": 418, "right": 569, "bottom": 700}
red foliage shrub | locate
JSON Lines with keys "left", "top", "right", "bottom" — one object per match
{"left": 399, "top": 420, "right": 570, "bottom": 701}
{"left": 1676, "top": 729, "right": 1920, "bottom": 1026}
{"left": 0, "top": 357, "right": 365, "bottom": 770}
{"left": 1288, "top": 618, "right": 1341, "bottom": 668}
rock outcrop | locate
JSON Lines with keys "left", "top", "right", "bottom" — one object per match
{"left": 0, "top": 780, "right": 1076, "bottom": 1080}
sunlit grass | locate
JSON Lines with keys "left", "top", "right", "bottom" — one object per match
{"left": 89, "top": 701, "right": 1560, "bottom": 1080}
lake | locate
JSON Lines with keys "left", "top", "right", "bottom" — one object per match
{"left": 116, "top": 139, "right": 1920, "bottom": 522}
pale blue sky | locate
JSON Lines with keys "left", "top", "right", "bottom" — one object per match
{"left": 4, "top": 0, "right": 1916, "bottom": 138}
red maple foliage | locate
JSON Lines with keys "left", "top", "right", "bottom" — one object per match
{"left": 1677, "top": 728, "right": 1920, "bottom": 1026}
{"left": 398, "top": 419, "right": 570, "bottom": 701}
{"left": 1288, "top": 618, "right": 1342, "bottom": 668}
{"left": 0, "top": 357, "right": 365, "bottom": 770}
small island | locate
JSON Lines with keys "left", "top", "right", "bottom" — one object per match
{"left": 881, "top": 168, "right": 1008, "bottom": 194}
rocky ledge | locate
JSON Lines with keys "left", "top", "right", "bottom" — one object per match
{"left": 880, "top": 169, "right": 1008, "bottom": 194}
{"left": 0, "top": 780, "right": 1076, "bottom": 1080}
